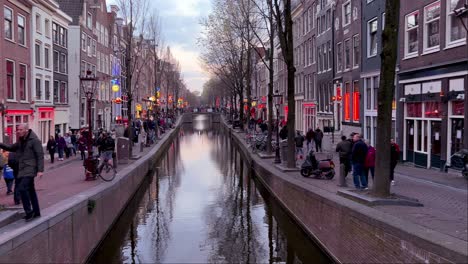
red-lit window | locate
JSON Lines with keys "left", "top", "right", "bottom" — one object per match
{"left": 344, "top": 82, "right": 351, "bottom": 121}
{"left": 425, "top": 102, "right": 441, "bottom": 118}
{"left": 6, "top": 61, "right": 14, "bottom": 100}
{"left": 407, "top": 102, "right": 422, "bottom": 117}
{"left": 353, "top": 81, "right": 360, "bottom": 121}
{"left": 336, "top": 86, "right": 342, "bottom": 100}
{"left": 451, "top": 101, "right": 464, "bottom": 115}
{"left": 19, "top": 65, "right": 26, "bottom": 101}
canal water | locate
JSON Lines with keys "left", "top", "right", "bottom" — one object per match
{"left": 89, "top": 117, "right": 332, "bottom": 263}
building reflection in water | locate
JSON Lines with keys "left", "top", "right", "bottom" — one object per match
{"left": 89, "top": 119, "right": 331, "bottom": 264}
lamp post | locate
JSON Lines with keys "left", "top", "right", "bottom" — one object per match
{"left": 80, "top": 70, "right": 99, "bottom": 181}
{"left": 252, "top": 97, "right": 258, "bottom": 132}
{"left": 273, "top": 91, "right": 283, "bottom": 164}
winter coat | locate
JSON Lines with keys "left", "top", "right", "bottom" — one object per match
{"left": 295, "top": 134, "right": 305, "bottom": 148}
{"left": 315, "top": 129, "right": 324, "bottom": 141}
{"left": 47, "top": 139, "right": 57, "bottom": 152}
{"left": 391, "top": 143, "right": 400, "bottom": 166}
{"left": 57, "top": 137, "right": 66, "bottom": 149}
{"left": 0, "top": 129, "right": 44, "bottom": 178}
{"left": 336, "top": 139, "right": 353, "bottom": 159}
{"left": 365, "top": 146, "right": 376, "bottom": 168}
{"left": 351, "top": 140, "right": 368, "bottom": 165}
{"left": 279, "top": 126, "right": 288, "bottom": 140}
{"left": 99, "top": 137, "right": 115, "bottom": 152}
{"left": 78, "top": 137, "right": 87, "bottom": 152}
{"left": 305, "top": 129, "right": 315, "bottom": 142}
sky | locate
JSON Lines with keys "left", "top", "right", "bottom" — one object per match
{"left": 108, "top": 0, "right": 212, "bottom": 93}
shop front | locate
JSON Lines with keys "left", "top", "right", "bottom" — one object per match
{"left": 37, "top": 107, "right": 54, "bottom": 145}
{"left": 303, "top": 102, "right": 316, "bottom": 132}
{"left": 4, "top": 109, "right": 33, "bottom": 144}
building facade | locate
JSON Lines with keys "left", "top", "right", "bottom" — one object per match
{"left": 1, "top": 0, "right": 32, "bottom": 143}
{"left": 397, "top": 0, "right": 467, "bottom": 169}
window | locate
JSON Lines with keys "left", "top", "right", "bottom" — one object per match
{"left": 366, "top": 78, "right": 371, "bottom": 110}
{"left": 53, "top": 51, "right": 59, "bottom": 72}
{"left": 81, "top": 33, "right": 86, "bottom": 51}
{"left": 317, "top": 46, "right": 322, "bottom": 72}
{"left": 45, "top": 19, "right": 50, "bottom": 38}
{"left": 373, "top": 76, "right": 379, "bottom": 110}
{"left": 60, "top": 82, "right": 67, "bottom": 103}
{"left": 35, "top": 78, "right": 41, "bottom": 100}
{"left": 344, "top": 38, "right": 351, "bottom": 70}
{"left": 328, "top": 41, "right": 332, "bottom": 70}
{"left": 53, "top": 23, "right": 58, "bottom": 43}
{"left": 6, "top": 61, "right": 14, "bottom": 99}
{"left": 424, "top": 1, "right": 440, "bottom": 51}
{"left": 4, "top": 7, "right": 13, "bottom": 40}
{"left": 344, "top": 82, "right": 351, "bottom": 121}
{"left": 368, "top": 19, "right": 378, "bottom": 57}
{"left": 54, "top": 81, "right": 59, "bottom": 102}
{"left": 326, "top": 10, "right": 331, "bottom": 30}
{"left": 18, "top": 15, "right": 26, "bottom": 45}
{"left": 353, "top": 35, "right": 360, "bottom": 68}
{"left": 343, "top": 1, "right": 351, "bottom": 26}
{"left": 44, "top": 47, "right": 50, "bottom": 69}
{"left": 447, "top": 0, "right": 467, "bottom": 45}
{"left": 405, "top": 11, "right": 419, "bottom": 56}
{"left": 17, "top": 64, "right": 26, "bottom": 101}
{"left": 312, "top": 37, "right": 316, "bottom": 63}
{"left": 60, "top": 53, "right": 66, "bottom": 73}
{"left": 35, "top": 44, "right": 41, "bottom": 66}
{"left": 60, "top": 27, "right": 66, "bottom": 47}
{"left": 87, "top": 12, "right": 92, "bottom": 29}
{"left": 317, "top": 18, "right": 320, "bottom": 34}
{"left": 337, "top": 42, "right": 343, "bottom": 72}
{"left": 92, "top": 39, "right": 96, "bottom": 56}
{"left": 45, "top": 80, "right": 50, "bottom": 101}
{"left": 323, "top": 44, "right": 328, "bottom": 70}
{"left": 87, "top": 36, "right": 91, "bottom": 55}
{"left": 382, "top": 13, "right": 386, "bottom": 30}
{"left": 36, "top": 14, "right": 41, "bottom": 32}
{"left": 353, "top": 81, "right": 360, "bottom": 121}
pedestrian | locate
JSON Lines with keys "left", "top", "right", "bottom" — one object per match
{"left": 70, "top": 132, "right": 77, "bottom": 156}
{"left": 7, "top": 151, "right": 21, "bottom": 205}
{"left": 305, "top": 128, "right": 315, "bottom": 154}
{"left": 390, "top": 138, "right": 400, "bottom": 186}
{"left": 314, "top": 128, "right": 324, "bottom": 152}
{"left": 295, "top": 131, "right": 305, "bottom": 159}
{"left": 0, "top": 150, "right": 13, "bottom": 195}
{"left": 336, "top": 135, "right": 353, "bottom": 178}
{"left": 64, "top": 133, "right": 72, "bottom": 159}
{"left": 78, "top": 133, "right": 87, "bottom": 160}
{"left": 279, "top": 124, "right": 288, "bottom": 140}
{"left": 364, "top": 140, "right": 376, "bottom": 182}
{"left": 0, "top": 124, "right": 44, "bottom": 221}
{"left": 57, "top": 134, "right": 66, "bottom": 161}
{"left": 351, "top": 133, "right": 368, "bottom": 189}
{"left": 46, "top": 135, "right": 57, "bottom": 163}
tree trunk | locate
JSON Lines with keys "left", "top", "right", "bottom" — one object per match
{"left": 284, "top": 0, "right": 296, "bottom": 168}
{"left": 372, "top": 0, "right": 400, "bottom": 197}
{"left": 266, "top": 0, "right": 274, "bottom": 154}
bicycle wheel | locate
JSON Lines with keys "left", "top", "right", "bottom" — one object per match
{"left": 99, "top": 163, "right": 116, "bottom": 182}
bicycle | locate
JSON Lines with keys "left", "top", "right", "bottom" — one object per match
{"left": 84, "top": 154, "right": 117, "bottom": 182}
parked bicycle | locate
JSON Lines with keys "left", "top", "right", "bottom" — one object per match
{"left": 84, "top": 154, "right": 116, "bottom": 182}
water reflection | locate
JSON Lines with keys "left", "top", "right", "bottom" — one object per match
{"left": 90, "top": 119, "right": 331, "bottom": 264}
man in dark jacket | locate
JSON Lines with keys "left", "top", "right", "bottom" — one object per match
{"left": 336, "top": 136, "right": 353, "bottom": 177}
{"left": 351, "top": 133, "right": 368, "bottom": 189}
{"left": 314, "top": 128, "right": 324, "bottom": 152}
{"left": 0, "top": 124, "right": 44, "bottom": 221}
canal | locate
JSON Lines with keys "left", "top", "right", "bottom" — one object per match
{"left": 89, "top": 117, "right": 332, "bottom": 263}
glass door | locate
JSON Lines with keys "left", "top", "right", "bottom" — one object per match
{"left": 430, "top": 121, "right": 442, "bottom": 168}
{"left": 406, "top": 120, "right": 415, "bottom": 162}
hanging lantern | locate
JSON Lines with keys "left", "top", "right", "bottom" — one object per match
{"left": 114, "top": 97, "right": 122, "bottom": 104}
{"left": 136, "top": 104, "right": 142, "bottom": 111}
{"left": 112, "top": 84, "right": 120, "bottom": 92}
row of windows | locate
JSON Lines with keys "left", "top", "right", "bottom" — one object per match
{"left": 317, "top": 41, "right": 332, "bottom": 73}
{"left": 81, "top": 32, "right": 97, "bottom": 57}
{"left": 404, "top": 0, "right": 467, "bottom": 58}
{"left": 52, "top": 22, "right": 67, "bottom": 47}
{"left": 4, "top": 6, "right": 26, "bottom": 45}
{"left": 336, "top": 34, "right": 360, "bottom": 72}
{"left": 5, "top": 60, "right": 27, "bottom": 101}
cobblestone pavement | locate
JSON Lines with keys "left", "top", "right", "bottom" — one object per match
{"left": 243, "top": 130, "right": 468, "bottom": 242}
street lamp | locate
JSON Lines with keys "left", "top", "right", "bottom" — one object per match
{"left": 273, "top": 90, "right": 283, "bottom": 164}
{"left": 80, "top": 70, "right": 99, "bottom": 181}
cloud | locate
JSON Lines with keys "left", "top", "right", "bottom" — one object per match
{"left": 170, "top": 45, "right": 209, "bottom": 92}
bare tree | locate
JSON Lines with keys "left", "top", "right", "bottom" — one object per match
{"left": 273, "top": 0, "right": 296, "bottom": 168}
{"left": 372, "top": 0, "right": 400, "bottom": 197}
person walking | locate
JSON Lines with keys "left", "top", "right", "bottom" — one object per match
{"left": 279, "top": 124, "right": 288, "bottom": 140}
{"left": 46, "top": 136, "right": 57, "bottom": 163}
{"left": 8, "top": 151, "right": 21, "bottom": 205}
{"left": 0, "top": 124, "right": 44, "bottom": 221}
{"left": 314, "top": 128, "right": 324, "bottom": 152}
{"left": 70, "top": 132, "right": 77, "bottom": 156}
{"left": 57, "top": 134, "right": 66, "bottom": 161}
{"left": 351, "top": 134, "right": 368, "bottom": 189}
{"left": 365, "top": 141, "right": 376, "bottom": 182}
{"left": 336, "top": 135, "right": 353, "bottom": 178}
{"left": 390, "top": 139, "right": 400, "bottom": 186}
{"left": 64, "top": 133, "right": 73, "bottom": 159}
{"left": 295, "top": 131, "right": 305, "bottom": 160}
{"left": 305, "top": 128, "right": 315, "bottom": 154}
{"left": 78, "top": 133, "right": 87, "bottom": 160}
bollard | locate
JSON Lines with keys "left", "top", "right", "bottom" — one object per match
{"left": 338, "top": 163, "right": 347, "bottom": 187}
{"left": 140, "top": 142, "right": 144, "bottom": 152}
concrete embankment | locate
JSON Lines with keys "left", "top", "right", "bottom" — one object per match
{"left": 0, "top": 117, "right": 189, "bottom": 263}
{"left": 222, "top": 121, "right": 468, "bottom": 264}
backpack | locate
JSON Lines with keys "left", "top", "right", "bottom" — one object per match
{"left": 3, "top": 165, "right": 14, "bottom": 180}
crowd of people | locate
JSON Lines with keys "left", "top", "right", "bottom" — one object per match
{"left": 336, "top": 133, "right": 400, "bottom": 190}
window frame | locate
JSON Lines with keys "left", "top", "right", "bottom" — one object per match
{"left": 44, "top": 46, "right": 50, "bottom": 69}
{"left": 53, "top": 50, "right": 59, "bottom": 72}
{"left": 446, "top": 0, "right": 467, "bottom": 47}
{"left": 87, "top": 12, "right": 92, "bottom": 29}
{"left": 353, "top": 81, "right": 360, "bottom": 122}
{"left": 35, "top": 43, "right": 41, "bottom": 67}
{"left": 367, "top": 18, "right": 378, "bottom": 58}
{"left": 352, "top": 34, "right": 360, "bottom": 69}
{"left": 423, "top": 1, "right": 441, "bottom": 53}
{"left": 81, "top": 32, "right": 86, "bottom": 52}
{"left": 4, "top": 6, "right": 14, "bottom": 41}
{"left": 344, "top": 38, "right": 351, "bottom": 71}
{"left": 19, "top": 63, "right": 27, "bottom": 101}
{"left": 18, "top": 14, "right": 26, "bottom": 46}
{"left": 35, "top": 13, "right": 41, "bottom": 33}
{"left": 342, "top": 1, "right": 351, "bottom": 27}
{"left": 44, "top": 19, "right": 50, "bottom": 38}
{"left": 35, "top": 78, "right": 42, "bottom": 100}
{"left": 405, "top": 10, "right": 419, "bottom": 58}
{"left": 6, "top": 60, "right": 16, "bottom": 101}
{"left": 336, "top": 42, "right": 343, "bottom": 73}
{"left": 59, "top": 53, "right": 67, "bottom": 74}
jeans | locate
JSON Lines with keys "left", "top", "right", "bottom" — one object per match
{"left": 352, "top": 163, "right": 368, "bottom": 188}
{"left": 315, "top": 139, "right": 322, "bottom": 152}
{"left": 296, "top": 147, "right": 304, "bottom": 158}
{"left": 17, "top": 177, "right": 41, "bottom": 216}
{"left": 4, "top": 177, "right": 13, "bottom": 193}
{"left": 49, "top": 150, "right": 55, "bottom": 163}
{"left": 339, "top": 157, "right": 351, "bottom": 177}
{"left": 58, "top": 148, "right": 64, "bottom": 159}
{"left": 365, "top": 167, "right": 375, "bottom": 182}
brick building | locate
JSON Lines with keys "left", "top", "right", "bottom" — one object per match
{"left": 1, "top": 0, "right": 32, "bottom": 143}
{"left": 396, "top": 0, "right": 467, "bottom": 169}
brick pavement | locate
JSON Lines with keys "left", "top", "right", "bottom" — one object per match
{"left": 243, "top": 131, "right": 468, "bottom": 242}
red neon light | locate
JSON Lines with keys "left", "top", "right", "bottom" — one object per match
{"left": 38, "top": 107, "right": 54, "bottom": 112}
{"left": 344, "top": 93, "right": 350, "bottom": 121}
{"left": 5, "top": 109, "right": 33, "bottom": 115}
{"left": 303, "top": 103, "right": 316, "bottom": 107}
{"left": 353, "top": 92, "right": 360, "bottom": 121}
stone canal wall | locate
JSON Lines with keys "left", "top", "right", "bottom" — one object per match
{"left": 223, "top": 123, "right": 467, "bottom": 264}
{"left": 0, "top": 123, "right": 182, "bottom": 263}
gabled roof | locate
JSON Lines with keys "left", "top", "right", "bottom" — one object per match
{"left": 55, "top": 0, "right": 84, "bottom": 25}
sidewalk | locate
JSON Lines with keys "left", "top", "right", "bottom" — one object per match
{"left": 239, "top": 130, "right": 468, "bottom": 242}
{"left": 0, "top": 130, "right": 174, "bottom": 209}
